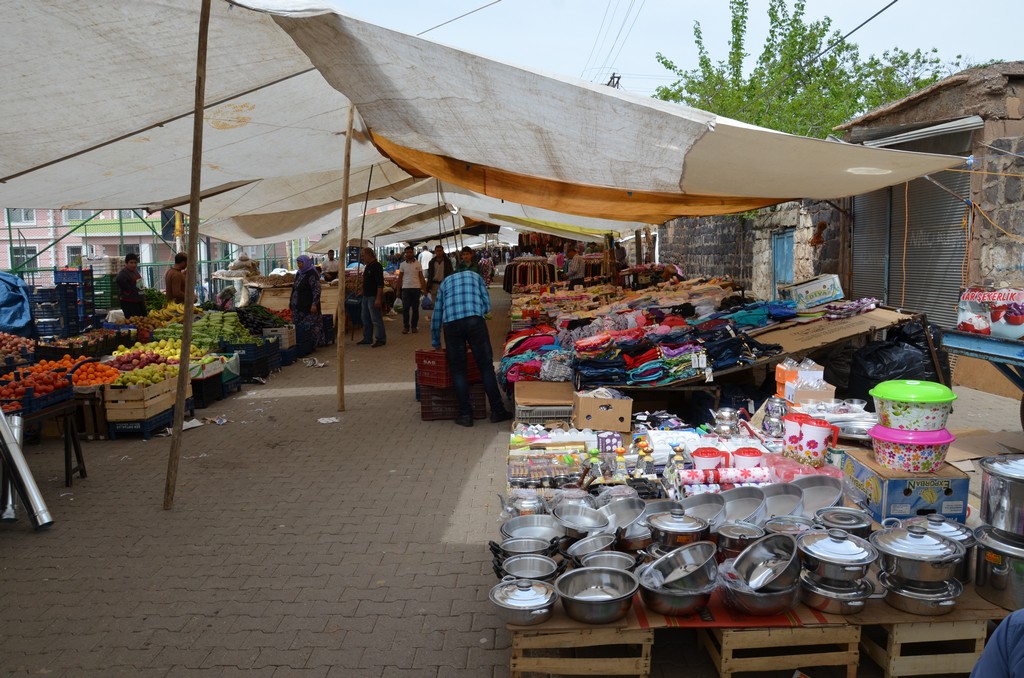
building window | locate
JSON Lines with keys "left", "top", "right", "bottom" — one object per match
{"left": 8, "top": 209, "right": 35, "bottom": 226}
{"left": 66, "top": 245, "right": 83, "bottom": 267}
{"left": 119, "top": 244, "right": 141, "bottom": 257}
{"left": 63, "top": 209, "right": 93, "bottom": 222}
{"left": 11, "top": 246, "right": 39, "bottom": 269}
{"left": 119, "top": 209, "right": 139, "bottom": 220}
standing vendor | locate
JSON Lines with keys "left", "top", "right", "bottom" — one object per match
{"left": 357, "top": 248, "right": 386, "bottom": 347}
{"left": 290, "top": 255, "right": 324, "bottom": 347}
{"left": 395, "top": 246, "right": 426, "bottom": 334}
{"left": 164, "top": 253, "right": 188, "bottom": 303}
{"left": 116, "top": 252, "right": 146, "bottom": 319}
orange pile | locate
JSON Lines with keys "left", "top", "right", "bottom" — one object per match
{"left": 71, "top": 362, "right": 121, "bottom": 386}
{"left": 1, "top": 355, "right": 82, "bottom": 381}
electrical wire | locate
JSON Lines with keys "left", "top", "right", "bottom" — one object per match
{"left": 580, "top": 0, "right": 615, "bottom": 79}
{"left": 417, "top": 0, "right": 503, "bottom": 36}
{"left": 606, "top": 0, "right": 647, "bottom": 81}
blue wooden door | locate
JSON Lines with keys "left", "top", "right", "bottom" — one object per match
{"left": 772, "top": 230, "right": 795, "bottom": 298}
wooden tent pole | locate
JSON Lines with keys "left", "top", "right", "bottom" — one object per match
{"left": 336, "top": 105, "right": 355, "bottom": 412}
{"left": 164, "top": 0, "right": 211, "bottom": 510}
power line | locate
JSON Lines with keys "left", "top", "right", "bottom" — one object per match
{"left": 416, "top": 0, "right": 503, "bottom": 36}
{"left": 580, "top": 0, "right": 614, "bottom": 78}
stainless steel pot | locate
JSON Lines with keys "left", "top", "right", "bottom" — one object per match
{"left": 878, "top": 572, "right": 961, "bottom": 616}
{"left": 764, "top": 515, "right": 818, "bottom": 536}
{"left": 974, "top": 525, "right": 1024, "bottom": 611}
{"left": 889, "top": 515, "right": 976, "bottom": 584}
{"left": 678, "top": 493, "right": 726, "bottom": 533}
{"left": 553, "top": 504, "right": 610, "bottom": 540}
{"left": 500, "top": 514, "right": 566, "bottom": 541}
{"left": 555, "top": 567, "right": 638, "bottom": 624}
{"left": 716, "top": 522, "right": 765, "bottom": 563}
{"left": 641, "top": 541, "right": 718, "bottom": 591}
{"left": 870, "top": 525, "right": 965, "bottom": 584}
{"left": 721, "top": 486, "right": 767, "bottom": 525}
{"left": 815, "top": 507, "right": 874, "bottom": 540}
{"left": 580, "top": 550, "right": 642, "bottom": 572}
{"left": 647, "top": 509, "right": 710, "bottom": 548}
{"left": 617, "top": 522, "right": 654, "bottom": 552}
{"left": 720, "top": 577, "right": 801, "bottom": 616}
{"left": 565, "top": 533, "right": 616, "bottom": 561}
{"left": 639, "top": 579, "right": 713, "bottom": 616}
{"left": 761, "top": 483, "right": 803, "bottom": 521}
{"left": 493, "top": 554, "right": 566, "bottom": 582}
{"left": 489, "top": 577, "right": 559, "bottom": 626}
{"left": 797, "top": 528, "right": 878, "bottom": 584}
{"left": 799, "top": 571, "right": 874, "bottom": 614}
{"left": 980, "top": 454, "right": 1024, "bottom": 536}
{"left": 488, "top": 536, "right": 559, "bottom": 562}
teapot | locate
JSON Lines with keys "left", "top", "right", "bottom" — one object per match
{"left": 710, "top": 407, "right": 741, "bottom": 437}
{"left": 497, "top": 489, "right": 548, "bottom": 517}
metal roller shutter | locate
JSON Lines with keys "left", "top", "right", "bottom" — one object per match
{"left": 851, "top": 189, "right": 890, "bottom": 303}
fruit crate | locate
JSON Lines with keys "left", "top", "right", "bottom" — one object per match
{"left": 220, "top": 337, "right": 279, "bottom": 361}
{"left": 54, "top": 267, "right": 94, "bottom": 284}
{"left": 415, "top": 349, "right": 482, "bottom": 388}
{"left": 240, "top": 356, "right": 273, "bottom": 382}
{"left": 295, "top": 323, "right": 314, "bottom": 356}
{"left": 103, "top": 378, "right": 192, "bottom": 422}
{"left": 262, "top": 325, "right": 296, "bottom": 350}
{"left": 104, "top": 398, "right": 194, "bottom": 440}
{"left": 419, "top": 383, "right": 486, "bottom": 421}
{"left": 0, "top": 382, "right": 74, "bottom": 414}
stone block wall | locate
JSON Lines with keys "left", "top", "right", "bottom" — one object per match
{"left": 976, "top": 135, "right": 1024, "bottom": 287}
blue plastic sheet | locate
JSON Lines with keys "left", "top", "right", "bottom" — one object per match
{"left": 0, "top": 272, "right": 33, "bottom": 337}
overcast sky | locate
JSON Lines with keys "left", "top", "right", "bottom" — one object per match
{"left": 338, "top": 0, "right": 1019, "bottom": 97}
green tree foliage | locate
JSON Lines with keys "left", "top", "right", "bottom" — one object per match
{"left": 654, "top": 0, "right": 962, "bottom": 137}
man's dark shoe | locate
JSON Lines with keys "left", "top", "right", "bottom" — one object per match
{"left": 356, "top": 340, "right": 372, "bottom": 345}
{"left": 490, "top": 410, "right": 513, "bottom": 423}
{"left": 371, "top": 341, "right": 386, "bottom": 348}
{"left": 455, "top": 415, "right": 474, "bottom": 427}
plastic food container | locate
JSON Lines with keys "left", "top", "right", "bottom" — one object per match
{"left": 868, "top": 425, "right": 955, "bottom": 473}
{"left": 869, "top": 380, "right": 956, "bottom": 431}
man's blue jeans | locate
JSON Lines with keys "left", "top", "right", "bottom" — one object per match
{"left": 361, "top": 296, "right": 385, "bottom": 343}
{"left": 443, "top": 315, "right": 507, "bottom": 418}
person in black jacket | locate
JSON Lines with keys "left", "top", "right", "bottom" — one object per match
{"left": 426, "top": 245, "right": 453, "bottom": 300}
{"left": 357, "top": 248, "right": 386, "bottom": 347}
{"left": 116, "top": 252, "right": 146, "bottom": 319}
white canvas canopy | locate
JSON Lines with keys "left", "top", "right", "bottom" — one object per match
{"left": 1, "top": 1, "right": 964, "bottom": 246}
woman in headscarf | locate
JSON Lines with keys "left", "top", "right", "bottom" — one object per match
{"left": 290, "top": 255, "right": 324, "bottom": 346}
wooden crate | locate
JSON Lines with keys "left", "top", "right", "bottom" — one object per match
{"left": 860, "top": 619, "right": 988, "bottom": 678}
{"left": 104, "top": 378, "right": 191, "bottom": 422}
{"left": 74, "top": 391, "right": 108, "bottom": 440}
{"left": 698, "top": 625, "right": 860, "bottom": 678}
{"left": 510, "top": 626, "right": 652, "bottom": 678}
{"left": 262, "top": 325, "right": 296, "bottom": 349}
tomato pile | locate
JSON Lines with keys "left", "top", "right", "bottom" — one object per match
{"left": 0, "top": 370, "right": 72, "bottom": 410}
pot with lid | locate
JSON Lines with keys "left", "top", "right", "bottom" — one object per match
{"left": 815, "top": 506, "right": 874, "bottom": 540}
{"left": 647, "top": 508, "right": 711, "bottom": 549}
{"left": 878, "top": 572, "right": 962, "bottom": 616}
{"left": 797, "top": 528, "right": 878, "bottom": 584}
{"left": 764, "top": 515, "right": 817, "bottom": 536}
{"left": 980, "top": 454, "right": 1024, "bottom": 537}
{"left": 489, "top": 577, "right": 559, "bottom": 626}
{"left": 800, "top": 571, "right": 874, "bottom": 615}
{"left": 886, "top": 515, "right": 976, "bottom": 584}
{"left": 870, "top": 524, "right": 965, "bottom": 584}
{"left": 973, "top": 525, "right": 1024, "bottom": 611}
{"left": 716, "top": 522, "right": 765, "bottom": 563}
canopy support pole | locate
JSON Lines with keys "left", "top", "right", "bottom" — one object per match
{"left": 164, "top": 0, "right": 211, "bottom": 510}
{"left": 336, "top": 106, "right": 355, "bottom": 412}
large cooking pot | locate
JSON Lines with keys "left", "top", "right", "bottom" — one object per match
{"left": 647, "top": 509, "right": 711, "bottom": 548}
{"left": 489, "top": 536, "right": 559, "bottom": 562}
{"left": 815, "top": 507, "right": 874, "bottom": 540}
{"left": 500, "top": 514, "right": 565, "bottom": 542}
{"left": 870, "top": 524, "right": 965, "bottom": 584}
{"left": 887, "top": 515, "right": 976, "bottom": 584}
{"left": 489, "top": 577, "right": 559, "bottom": 626}
{"left": 493, "top": 554, "right": 566, "bottom": 582}
{"left": 797, "top": 528, "right": 878, "bottom": 584}
{"left": 716, "top": 522, "right": 765, "bottom": 563}
{"left": 980, "top": 454, "right": 1024, "bottom": 536}
{"left": 799, "top": 571, "right": 874, "bottom": 615}
{"left": 555, "top": 567, "right": 638, "bottom": 624}
{"left": 678, "top": 494, "right": 726, "bottom": 533}
{"left": 974, "top": 525, "right": 1024, "bottom": 611}
{"left": 878, "top": 572, "right": 962, "bottom": 616}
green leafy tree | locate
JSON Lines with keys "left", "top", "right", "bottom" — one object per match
{"left": 654, "top": 0, "right": 962, "bottom": 137}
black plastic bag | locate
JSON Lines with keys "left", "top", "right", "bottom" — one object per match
{"left": 847, "top": 341, "right": 936, "bottom": 411}
{"left": 890, "top": 321, "right": 952, "bottom": 385}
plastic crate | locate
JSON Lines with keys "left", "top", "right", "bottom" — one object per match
{"left": 190, "top": 376, "right": 222, "bottom": 409}
{"left": 221, "top": 337, "right": 279, "bottom": 360}
{"left": 280, "top": 346, "right": 297, "bottom": 366}
{"left": 415, "top": 349, "right": 482, "bottom": 389}
{"left": 241, "top": 356, "right": 272, "bottom": 382}
{"left": 0, "top": 383, "right": 74, "bottom": 414}
{"left": 105, "top": 398, "right": 194, "bottom": 440}
{"left": 322, "top": 314, "right": 335, "bottom": 344}
{"left": 419, "top": 383, "right": 486, "bottom": 421}
{"left": 54, "top": 268, "right": 94, "bottom": 284}
{"left": 514, "top": 404, "right": 575, "bottom": 425}
{"left": 222, "top": 374, "right": 242, "bottom": 396}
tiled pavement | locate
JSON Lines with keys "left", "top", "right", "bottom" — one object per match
{"left": 1, "top": 283, "right": 1019, "bottom": 678}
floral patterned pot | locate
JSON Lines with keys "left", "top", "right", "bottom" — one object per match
{"left": 869, "top": 380, "right": 956, "bottom": 431}
{"left": 868, "top": 425, "right": 955, "bottom": 473}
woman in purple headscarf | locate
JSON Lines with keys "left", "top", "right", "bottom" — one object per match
{"left": 290, "top": 255, "right": 324, "bottom": 347}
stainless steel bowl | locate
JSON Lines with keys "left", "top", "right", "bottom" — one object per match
{"left": 580, "top": 550, "right": 641, "bottom": 572}
{"left": 639, "top": 580, "right": 713, "bottom": 616}
{"left": 553, "top": 504, "right": 610, "bottom": 539}
{"left": 566, "top": 533, "right": 617, "bottom": 560}
{"left": 792, "top": 475, "right": 843, "bottom": 518}
{"left": 494, "top": 554, "right": 564, "bottom": 582}
{"left": 555, "top": 567, "right": 639, "bottom": 624}
{"left": 642, "top": 540, "right": 718, "bottom": 591}
{"left": 501, "top": 514, "right": 566, "bottom": 541}
{"left": 732, "top": 533, "right": 801, "bottom": 592}
{"left": 720, "top": 577, "right": 801, "bottom": 616}
{"left": 721, "top": 486, "right": 767, "bottom": 525}
{"left": 761, "top": 483, "right": 804, "bottom": 521}
{"left": 679, "top": 493, "right": 727, "bottom": 532}
{"left": 597, "top": 497, "right": 645, "bottom": 533}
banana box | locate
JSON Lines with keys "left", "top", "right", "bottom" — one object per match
{"left": 842, "top": 447, "right": 968, "bottom": 523}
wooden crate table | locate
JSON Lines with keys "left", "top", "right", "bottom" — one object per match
{"left": 845, "top": 587, "right": 1007, "bottom": 678}
{"left": 698, "top": 624, "right": 860, "bottom": 678}
{"left": 103, "top": 378, "right": 191, "bottom": 422}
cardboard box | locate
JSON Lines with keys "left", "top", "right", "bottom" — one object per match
{"left": 514, "top": 381, "right": 575, "bottom": 407}
{"left": 778, "top": 274, "right": 844, "bottom": 309}
{"left": 573, "top": 392, "right": 633, "bottom": 432}
{"left": 776, "top": 363, "right": 825, "bottom": 398}
{"left": 786, "top": 381, "right": 837, "bottom": 405}
{"left": 842, "top": 447, "right": 969, "bottom": 523}
{"left": 957, "top": 287, "right": 1024, "bottom": 340}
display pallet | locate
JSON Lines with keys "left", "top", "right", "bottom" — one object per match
{"left": 698, "top": 625, "right": 861, "bottom": 678}
{"left": 419, "top": 383, "right": 486, "bottom": 421}
{"left": 860, "top": 619, "right": 988, "bottom": 678}
{"left": 509, "top": 626, "right": 652, "bottom": 678}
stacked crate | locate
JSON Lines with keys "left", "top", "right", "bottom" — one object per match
{"left": 414, "top": 349, "right": 485, "bottom": 421}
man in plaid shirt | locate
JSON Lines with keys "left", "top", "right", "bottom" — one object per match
{"left": 431, "top": 267, "right": 513, "bottom": 427}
